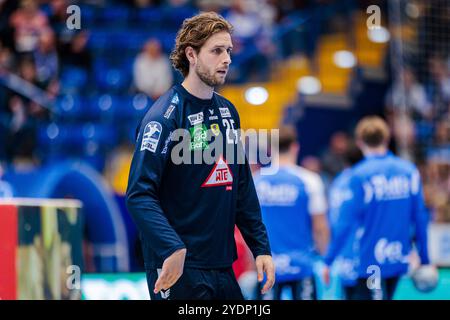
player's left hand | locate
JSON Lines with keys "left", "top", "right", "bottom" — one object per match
{"left": 255, "top": 255, "right": 275, "bottom": 294}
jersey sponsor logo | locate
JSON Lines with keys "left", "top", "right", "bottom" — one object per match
{"left": 187, "top": 112, "right": 204, "bottom": 126}
{"left": 374, "top": 238, "right": 408, "bottom": 264}
{"left": 256, "top": 181, "right": 299, "bottom": 206}
{"left": 201, "top": 155, "right": 233, "bottom": 188}
{"left": 171, "top": 93, "right": 179, "bottom": 105}
{"left": 140, "top": 121, "right": 162, "bottom": 152}
{"left": 164, "top": 105, "right": 176, "bottom": 119}
{"left": 210, "top": 123, "right": 220, "bottom": 136}
{"left": 189, "top": 124, "right": 209, "bottom": 151}
{"left": 208, "top": 109, "right": 218, "bottom": 120}
{"left": 219, "top": 107, "right": 231, "bottom": 118}
{"left": 161, "top": 131, "right": 173, "bottom": 154}
{"left": 364, "top": 174, "right": 411, "bottom": 202}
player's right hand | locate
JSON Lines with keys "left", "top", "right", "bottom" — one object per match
{"left": 154, "top": 248, "right": 187, "bottom": 294}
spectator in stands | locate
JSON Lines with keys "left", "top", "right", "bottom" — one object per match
{"left": 47, "top": 0, "right": 69, "bottom": 36}
{"left": 301, "top": 155, "right": 331, "bottom": 190}
{"left": 9, "top": 0, "right": 49, "bottom": 54}
{"left": 133, "top": 38, "right": 173, "bottom": 100}
{"left": 224, "top": 0, "right": 272, "bottom": 82}
{"left": 321, "top": 131, "right": 351, "bottom": 178}
{"left": 59, "top": 30, "right": 92, "bottom": 72}
{"left": 0, "top": 39, "right": 15, "bottom": 71}
{"left": 33, "top": 29, "right": 59, "bottom": 88}
{"left": 4, "top": 57, "right": 52, "bottom": 165}
{"left": 385, "top": 67, "right": 432, "bottom": 121}
{"left": 132, "top": 0, "right": 162, "bottom": 8}
{"left": 427, "top": 56, "right": 450, "bottom": 120}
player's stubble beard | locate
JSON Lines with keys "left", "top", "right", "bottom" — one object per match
{"left": 195, "top": 59, "right": 225, "bottom": 87}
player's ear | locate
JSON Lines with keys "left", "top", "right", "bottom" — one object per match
{"left": 355, "top": 139, "right": 364, "bottom": 153}
{"left": 185, "top": 46, "right": 197, "bottom": 65}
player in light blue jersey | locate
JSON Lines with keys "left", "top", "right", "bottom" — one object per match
{"left": 323, "top": 116, "right": 435, "bottom": 300}
{"left": 254, "top": 126, "right": 329, "bottom": 300}
{"left": 327, "top": 144, "right": 363, "bottom": 299}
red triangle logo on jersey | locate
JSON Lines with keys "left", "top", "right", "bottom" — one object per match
{"left": 201, "top": 155, "right": 233, "bottom": 188}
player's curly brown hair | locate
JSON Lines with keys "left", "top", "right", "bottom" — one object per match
{"left": 170, "top": 12, "right": 233, "bottom": 77}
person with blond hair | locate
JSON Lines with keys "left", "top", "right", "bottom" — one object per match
{"left": 323, "top": 116, "right": 435, "bottom": 300}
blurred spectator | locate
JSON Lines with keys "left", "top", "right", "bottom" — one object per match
{"left": 224, "top": 0, "right": 272, "bottom": 82}
{"left": 426, "top": 56, "right": 450, "bottom": 120}
{"left": 0, "top": 0, "right": 18, "bottom": 47}
{"left": 133, "top": 0, "right": 162, "bottom": 7}
{"left": 3, "top": 58, "right": 52, "bottom": 164}
{"left": 301, "top": 155, "right": 331, "bottom": 190}
{"left": 59, "top": 31, "right": 92, "bottom": 71}
{"left": 9, "top": 0, "right": 49, "bottom": 54}
{"left": 133, "top": 38, "right": 172, "bottom": 100}
{"left": 301, "top": 155, "right": 322, "bottom": 174}
{"left": 0, "top": 39, "right": 15, "bottom": 70}
{"left": 385, "top": 68, "right": 432, "bottom": 121}
{"left": 47, "top": 0, "right": 69, "bottom": 36}
{"left": 321, "top": 131, "right": 350, "bottom": 178}
{"left": 33, "top": 30, "right": 59, "bottom": 87}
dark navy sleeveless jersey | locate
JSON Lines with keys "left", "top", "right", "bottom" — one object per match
{"left": 126, "top": 84, "right": 271, "bottom": 270}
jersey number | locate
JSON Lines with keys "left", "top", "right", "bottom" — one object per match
{"left": 223, "top": 119, "right": 238, "bottom": 144}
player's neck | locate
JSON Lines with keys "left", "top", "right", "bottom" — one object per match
{"left": 278, "top": 154, "right": 297, "bottom": 166}
{"left": 182, "top": 73, "right": 214, "bottom": 100}
{"left": 363, "top": 146, "right": 388, "bottom": 157}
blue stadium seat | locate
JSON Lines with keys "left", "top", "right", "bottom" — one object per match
{"left": 133, "top": 7, "right": 163, "bottom": 29}
{"left": 95, "top": 6, "right": 130, "bottom": 27}
{"left": 94, "top": 64, "right": 130, "bottom": 92}
{"left": 89, "top": 94, "right": 118, "bottom": 120}
{"left": 60, "top": 67, "right": 88, "bottom": 93}
{"left": 54, "top": 94, "right": 87, "bottom": 120}
{"left": 162, "top": 6, "right": 198, "bottom": 30}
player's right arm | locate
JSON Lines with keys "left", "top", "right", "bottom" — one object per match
{"left": 126, "top": 98, "right": 186, "bottom": 264}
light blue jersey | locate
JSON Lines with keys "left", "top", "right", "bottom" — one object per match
{"left": 254, "top": 165, "right": 327, "bottom": 282}
{"left": 325, "top": 152, "right": 430, "bottom": 279}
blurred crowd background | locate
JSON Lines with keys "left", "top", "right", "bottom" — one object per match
{"left": 0, "top": 0, "right": 449, "bottom": 299}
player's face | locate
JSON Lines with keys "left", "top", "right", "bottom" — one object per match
{"left": 195, "top": 31, "right": 232, "bottom": 87}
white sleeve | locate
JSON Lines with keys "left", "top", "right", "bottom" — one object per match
{"left": 305, "top": 174, "right": 327, "bottom": 215}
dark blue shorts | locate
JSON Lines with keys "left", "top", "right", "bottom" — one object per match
{"left": 146, "top": 267, "right": 244, "bottom": 300}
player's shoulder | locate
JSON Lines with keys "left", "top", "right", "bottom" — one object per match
{"left": 141, "top": 87, "right": 180, "bottom": 121}
{"left": 286, "top": 165, "right": 324, "bottom": 189}
{"left": 389, "top": 154, "right": 418, "bottom": 173}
